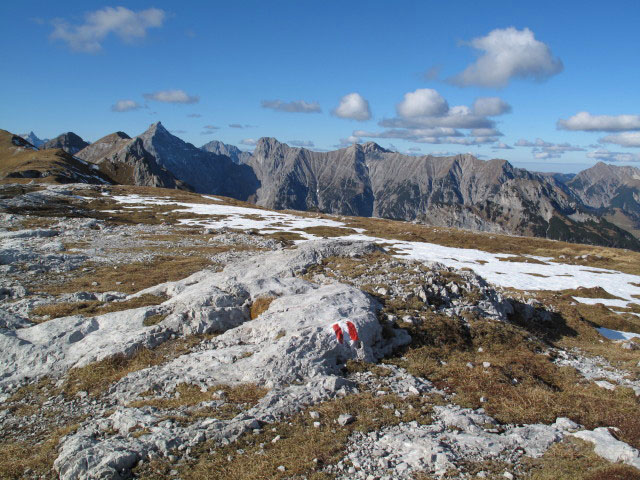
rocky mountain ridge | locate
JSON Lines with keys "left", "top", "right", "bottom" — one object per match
{"left": 200, "top": 139, "right": 252, "bottom": 164}
{"left": 5, "top": 124, "right": 640, "bottom": 250}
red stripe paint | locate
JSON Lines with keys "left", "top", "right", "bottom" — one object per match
{"left": 332, "top": 323, "right": 344, "bottom": 344}
{"left": 345, "top": 321, "right": 359, "bottom": 342}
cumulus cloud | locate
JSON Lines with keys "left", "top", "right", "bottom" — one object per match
{"left": 451, "top": 27, "right": 563, "bottom": 88}
{"left": 493, "top": 142, "right": 514, "bottom": 150}
{"left": 334, "top": 135, "right": 362, "bottom": 148}
{"left": 355, "top": 127, "right": 495, "bottom": 145}
{"left": 143, "top": 89, "right": 199, "bottom": 104}
{"left": 288, "top": 140, "right": 315, "bottom": 147}
{"left": 599, "top": 132, "right": 640, "bottom": 148}
{"left": 558, "top": 111, "right": 640, "bottom": 132}
{"left": 51, "top": 6, "right": 165, "bottom": 53}
{"left": 201, "top": 125, "right": 219, "bottom": 135}
{"left": 261, "top": 99, "right": 321, "bottom": 113}
{"left": 111, "top": 99, "right": 142, "bottom": 112}
{"left": 472, "top": 97, "right": 512, "bottom": 116}
{"left": 359, "top": 89, "right": 509, "bottom": 147}
{"left": 240, "top": 138, "right": 258, "bottom": 146}
{"left": 397, "top": 89, "right": 449, "bottom": 118}
{"left": 586, "top": 148, "right": 640, "bottom": 162}
{"left": 332, "top": 93, "right": 372, "bottom": 121}
{"left": 515, "top": 137, "right": 585, "bottom": 158}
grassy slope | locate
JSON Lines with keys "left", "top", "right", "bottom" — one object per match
{"left": 0, "top": 129, "right": 113, "bottom": 185}
{"left": 2, "top": 183, "right": 640, "bottom": 478}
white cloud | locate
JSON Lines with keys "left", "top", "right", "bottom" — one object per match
{"left": 471, "top": 128, "right": 502, "bottom": 137}
{"left": 586, "top": 148, "right": 640, "bottom": 162}
{"left": 143, "top": 89, "right": 199, "bottom": 104}
{"left": 397, "top": 89, "right": 449, "bottom": 118}
{"left": 200, "top": 125, "right": 219, "bottom": 135}
{"left": 335, "top": 135, "right": 362, "bottom": 147}
{"left": 451, "top": 27, "right": 563, "bottom": 88}
{"left": 187, "top": 113, "right": 202, "bottom": 118}
{"left": 261, "top": 99, "right": 321, "bottom": 113}
{"left": 599, "top": 132, "right": 640, "bottom": 148}
{"left": 534, "top": 152, "right": 557, "bottom": 159}
{"left": 558, "top": 111, "right": 640, "bottom": 132}
{"left": 288, "top": 140, "right": 315, "bottom": 147}
{"left": 515, "top": 137, "right": 585, "bottom": 158}
{"left": 332, "top": 93, "right": 372, "bottom": 121}
{"left": 51, "top": 7, "right": 165, "bottom": 53}
{"left": 472, "top": 97, "right": 512, "bottom": 116}
{"left": 111, "top": 99, "right": 142, "bottom": 112}
{"left": 229, "top": 124, "right": 256, "bottom": 129}
{"left": 360, "top": 89, "right": 507, "bottom": 147}
{"left": 493, "top": 142, "right": 514, "bottom": 150}
{"left": 240, "top": 138, "right": 258, "bottom": 146}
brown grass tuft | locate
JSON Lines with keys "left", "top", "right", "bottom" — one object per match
{"left": 30, "top": 294, "right": 167, "bottom": 322}
{"left": 249, "top": 296, "right": 276, "bottom": 320}
{"left": 0, "top": 423, "right": 80, "bottom": 479}
{"left": 62, "top": 334, "right": 215, "bottom": 397}
{"left": 133, "top": 392, "right": 436, "bottom": 480}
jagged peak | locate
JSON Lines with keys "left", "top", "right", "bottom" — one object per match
{"left": 359, "top": 141, "right": 389, "bottom": 154}
{"left": 254, "top": 137, "right": 286, "bottom": 156}
{"left": 113, "top": 131, "right": 131, "bottom": 140}
{"left": 142, "top": 121, "right": 169, "bottom": 136}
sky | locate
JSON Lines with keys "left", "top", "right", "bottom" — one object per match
{"left": 1, "top": 0, "right": 639, "bottom": 173}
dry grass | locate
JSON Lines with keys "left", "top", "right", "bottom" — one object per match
{"left": 524, "top": 438, "right": 640, "bottom": 480}
{"left": 387, "top": 311, "right": 640, "bottom": 449}
{"left": 249, "top": 296, "right": 276, "bottom": 320}
{"left": 129, "top": 383, "right": 268, "bottom": 420}
{"left": 0, "top": 423, "right": 81, "bottom": 479}
{"left": 300, "top": 226, "right": 357, "bottom": 237}
{"left": 133, "top": 392, "right": 437, "bottom": 480}
{"left": 62, "top": 334, "right": 215, "bottom": 397}
{"left": 36, "top": 255, "right": 214, "bottom": 295}
{"left": 30, "top": 293, "right": 167, "bottom": 322}
{"left": 498, "top": 255, "right": 548, "bottom": 265}
{"left": 143, "top": 313, "right": 168, "bottom": 326}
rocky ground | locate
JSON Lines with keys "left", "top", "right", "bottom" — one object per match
{"left": 1, "top": 183, "right": 639, "bottom": 479}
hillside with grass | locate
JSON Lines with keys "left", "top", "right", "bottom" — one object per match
{"left": 0, "top": 130, "right": 113, "bottom": 186}
{"left": 1, "top": 182, "right": 639, "bottom": 479}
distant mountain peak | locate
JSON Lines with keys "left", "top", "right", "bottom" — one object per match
{"left": 254, "top": 137, "right": 286, "bottom": 157}
{"left": 42, "top": 132, "right": 89, "bottom": 155}
{"left": 359, "top": 141, "right": 389, "bottom": 154}
{"left": 200, "top": 139, "right": 251, "bottom": 164}
{"left": 19, "top": 131, "right": 48, "bottom": 148}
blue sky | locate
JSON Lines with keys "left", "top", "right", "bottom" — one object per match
{"left": 1, "top": 0, "right": 639, "bottom": 172}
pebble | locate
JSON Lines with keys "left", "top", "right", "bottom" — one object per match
{"left": 338, "top": 414, "right": 355, "bottom": 426}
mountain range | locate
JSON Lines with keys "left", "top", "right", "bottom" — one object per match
{"left": 4, "top": 122, "right": 640, "bottom": 250}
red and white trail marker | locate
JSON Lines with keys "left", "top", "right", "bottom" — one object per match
{"left": 331, "top": 321, "right": 360, "bottom": 345}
